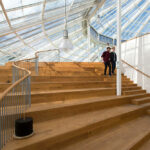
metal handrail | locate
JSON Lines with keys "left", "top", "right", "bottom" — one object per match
{"left": 0, "top": 66, "right": 31, "bottom": 101}
{"left": 35, "top": 49, "right": 60, "bottom": 58}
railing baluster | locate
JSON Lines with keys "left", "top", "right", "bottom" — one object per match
{"left": 1, "top": 99, "right": 3, "bottom": 148}
{"left": 6, "top": 96, "right": 8, "bottom": 144}
{"left": 0, "top": 49, "right": 62, "bottom": 149}
{"left": 0, "top": 102, "right": 1, "bottom": 150}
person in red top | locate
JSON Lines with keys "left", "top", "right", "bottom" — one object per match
{"left": 101, "top": 47, "right": 111, "bottom": 76}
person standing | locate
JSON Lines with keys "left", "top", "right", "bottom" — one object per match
{"left": 101, "top": 47, "right": 111, "bottom": 76}
{"left": 110, "top": 47, "right": 117, "bottom": 75}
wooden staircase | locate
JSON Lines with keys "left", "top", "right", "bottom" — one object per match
{"left": 1, "top": 62, "right": 150, "bottom": 150}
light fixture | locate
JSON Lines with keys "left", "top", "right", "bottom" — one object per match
{"left": 96, "top": 14, "right": 101, "bottom": 24}
{"left": 96, "top": 14, "right": 104, "bottom": 28}
{"left": 59, "top": 0, "right": 73, "bottom": 52}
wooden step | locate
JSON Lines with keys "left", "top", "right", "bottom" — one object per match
{"left": 0, "top": 69, "right": 12, "bottom": 73}
{"left": 4, "top": 93, "right": 150, "bottom": 107}
{"left": 27, "top": 95, "right": 127, "bottom": 122}
{"left": 0, "top": 83, "right": 11, "bottom": 92}
{"left": 0, "top": 76, "right": 131, "bottom": 84}
{"left": 58, "top": 116, "right": 150, "bottom": 150}
{"left": 137, "top": 134, "right": 150, "bottom": 150}
{"left": 30, "top": 87, "right": 143, "bottom": 104}
{"left": 0, "top": 82, "right": 137, "bottom": 92}
{"left": 83, "top": 67, "right": 103, "bottom": 72}
{"left": 0, "top": 66, "right": 11, "bottom": 69}
{"left": 0, "top": 76, "right": 12, "bottom": 83}
{"left": 30, "top": 76, "right": 131, "bottom": 83}
{"left": 50, "top": 62, "right": 104, "bottom": 68}
{"left": 123, "top": 90, "right": 147, "bottom": 96}
{"left": 127, "top": 110, "right": 150, "bottom": 150}
{"left": 27, "top": 94, "right": 150, "bottom": 123}
{"left": 132, "top": 97, "right": 150, "bottom": 105}
{"left": 146, "top": 109, "right": 150, "bottom": 115}
{"left": 4, "top": 103, "right": 150, "bottom": 150}
{"left": 30, "top": 82, "right": 138, "bottom": 92}
{"left": 48, "top": 67, "right": 85, "bottom": 72}
{"left": 38, "top": 70, "right": 98, "bottom": 76}
{"left": 30, "top": 88, "right": 116, "bottom": 103}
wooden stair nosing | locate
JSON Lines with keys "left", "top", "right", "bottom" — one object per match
{"left": 28, "top": 94, "right": 150, "bottom": 123}
{"left": 124, "top": 130, "right": 150, "bottom": 150}
{"left": 132, "top": 97, "right": 150, "bottom": 105}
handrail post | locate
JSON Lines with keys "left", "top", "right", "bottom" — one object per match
{"left": 58, "top": 49, "right": 60, "bottom": 62}
{"left": 0, "top": 103, "right": 1, "bottom": 150}
{"left": 116, "top": 0, "right": 122, "bottom": 96}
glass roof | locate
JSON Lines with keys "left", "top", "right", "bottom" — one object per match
{"left": 91, "top": 0, "right": 150, "bottom": 40}
{"left": 0, "top": 0, "right": 149, "bottom": 64}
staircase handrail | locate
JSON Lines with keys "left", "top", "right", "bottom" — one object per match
{"left": 0, "top": 65, "right": 31, "bottom": 101}
{"left": 0, "top": 58, "right": 32, "bottom": 150}
{"left": 122, "top": 60, "right": 150, "bottom": 79}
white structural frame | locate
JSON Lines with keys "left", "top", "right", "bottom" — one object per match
{"left": 117, "top": 0, "right": 122, "bottom": 96}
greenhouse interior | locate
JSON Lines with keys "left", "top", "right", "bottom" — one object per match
{"left": 0, "top": 0, "right": 150, "bottom": 150}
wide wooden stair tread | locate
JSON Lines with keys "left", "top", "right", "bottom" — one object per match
{"left": 30, "top": 87, "right": 147, "bottom": 104}
{"left": 60, "top": 116, "right": 150, "bottom": 150}
{"left": 30, "top": 87, "right": 140, "bottom": 94}
{"left": 0, "top": 75, "right": 130, "bottom": 83}
{"left": 27, "top": 93, "right": 150, "bottom": 113}
{"left": 132, "top": 97, "right": 150, "bottom": 105}
{"left": 123, "top": 89, "right": 146, "bottom": 95}
{"left": 4, "top": 104, "right": 150, "bottom": 150}
{"left": 27, "top": 94, "right": 150, "bottom": 122}
{"left": 0, "top": 81, "right": 137, "bottom": 92}
{"left": 138, "top": 136, "right": 150, "bottom": 150}
{"left": 28, "top": 94, "right": 150, "bottom": 112}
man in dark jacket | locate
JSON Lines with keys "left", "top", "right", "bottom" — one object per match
{"left": 101, "top": 47, "right": 111, "bottom": 76}
{"left": 110, "top": 47, "right": 117, "bottom": 75}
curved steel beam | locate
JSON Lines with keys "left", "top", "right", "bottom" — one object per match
{"left": 0, "top": 0, "right": 94, "bottom": 37}
{"left": 0, "top": 0, "right": 36, "bottom": 51}
{"left": 0, "top": 49, "right": 17, "bottom": 57}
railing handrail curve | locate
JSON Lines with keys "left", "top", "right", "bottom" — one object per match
{"left": 35, "top": 49, "right": 60, "bottom": 57}
{"left": 0, "top": 62, "right": 31, "bottom": 102}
